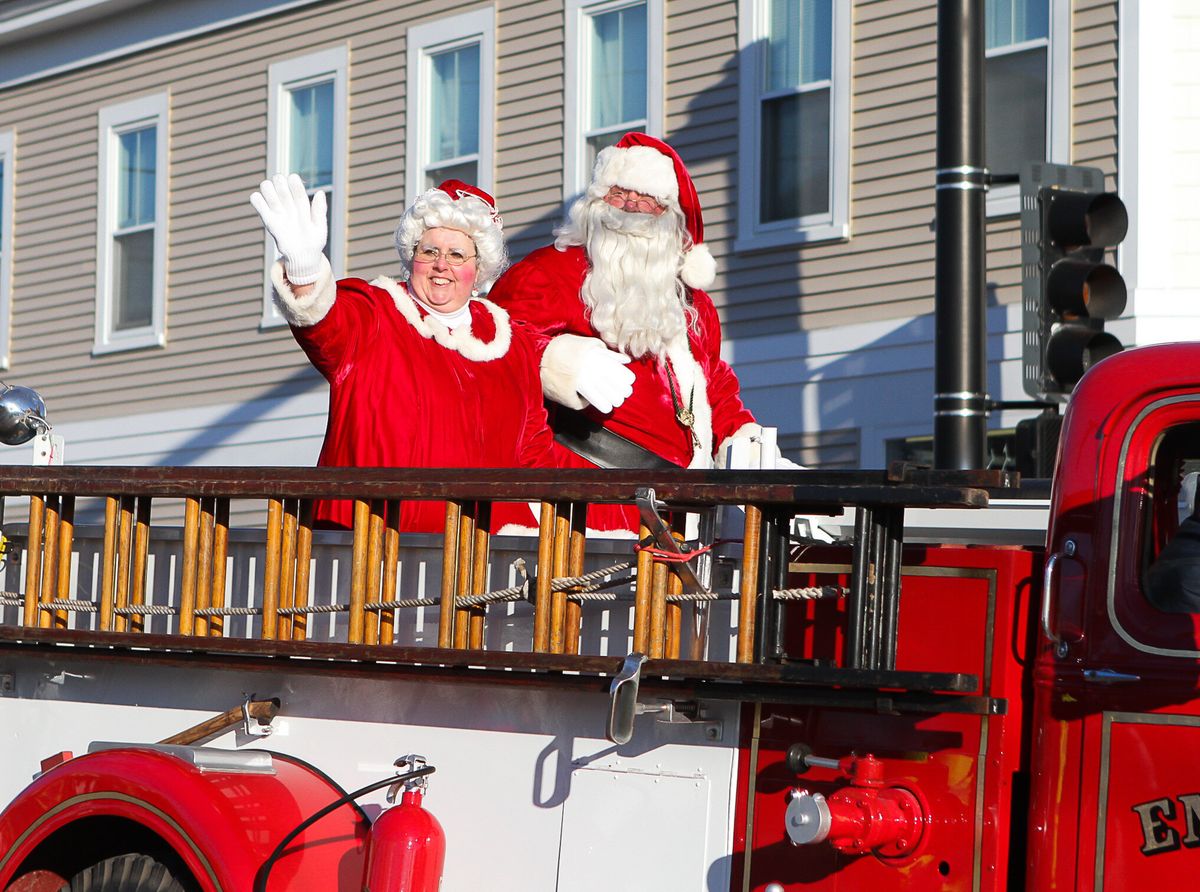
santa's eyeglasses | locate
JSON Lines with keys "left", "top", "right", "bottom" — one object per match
{"left": 603, "top": 186, "right": 666, "bottom": 215}
{"left": 412, "top": 245, "right": 476, "bottom": 266}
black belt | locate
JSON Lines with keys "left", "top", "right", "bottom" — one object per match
{"left": 553, "top": 409, "right": 677, "bottom": 470}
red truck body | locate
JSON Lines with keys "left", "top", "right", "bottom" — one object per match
{"left": 730, "top": 343, "right": 1200, "bottom": 890}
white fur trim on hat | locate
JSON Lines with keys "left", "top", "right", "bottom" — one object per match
{"left": 680, "top": 243, "right": 716, "bottom": 290}
{"left": 540, "top": 333, "right": 610, "bottom": 410}
{"left": 592, "top": 145, "right": 679, "bottom": 203}
{"left": 271, "top": 258, "right": 337, "bottom": 327}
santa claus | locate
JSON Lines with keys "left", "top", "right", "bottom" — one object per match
{"left": 251, "top": 174, "right": 558, "bottom": 532}
{"left": 489, "top": 133, "right": 782, "bottom": 529}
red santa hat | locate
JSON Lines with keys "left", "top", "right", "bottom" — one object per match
{"left": 590, "top": 133, "right": 716, "bottom": 291}
{"left": 437, "top": 179, "right": 499, "bottom": 219}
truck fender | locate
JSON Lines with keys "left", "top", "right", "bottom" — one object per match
{"left": 0, "top": 747, "right": 369, "bottom": 891}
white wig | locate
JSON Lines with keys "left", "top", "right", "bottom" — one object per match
{"left": 394, "top": 187, "right": 509, "bottom": 291}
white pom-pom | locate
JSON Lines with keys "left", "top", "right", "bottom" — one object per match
{"left": 680, "top": 243, "right": 716, "bottom": 290}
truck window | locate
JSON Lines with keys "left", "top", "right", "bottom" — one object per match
{"left": 1143, "top": 422, "right": 1200, "bottom": 613}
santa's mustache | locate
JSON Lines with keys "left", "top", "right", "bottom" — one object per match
{"left": 594, "top": 202, "right": 669, "bottom": 237}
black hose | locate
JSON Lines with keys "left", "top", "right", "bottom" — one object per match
{"left": 253, "top": 765, "right": 436, "bottom": 892}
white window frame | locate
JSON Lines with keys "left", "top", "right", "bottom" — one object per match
{"left": 94, "top": 92, "right": 168, "bottom": 355}
{"left": 262, "top": 45, "right": 349, "bottom": 328}
{"left": 406, "top": 9, "right": 496, "bottom": 205}
{"left": 0, "top": 131, "right": 13, "bottom": 369}
{"left": 986, "top": 2, "right": 1070, "bottom": 216}
{"left": 736, "top": 0, "right": 850, "bottom": 251}
{"left": 563, "top": 0, "right": 664, "bottom": 200}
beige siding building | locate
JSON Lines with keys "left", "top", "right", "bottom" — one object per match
{"left": 0, "top": 0, "right": 1193, "bottom": 470}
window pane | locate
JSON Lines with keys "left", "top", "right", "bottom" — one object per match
{"left": 586, "top": 132, "right": 622, "bottom": 173}
{"left": 424, "top": 160, "right": 478, "bottom": 191}
{"left": 766, "top": 0, "right": 832, "bottom": 91}
{"left": 117, "top": 126, "right": 156, "bottom": 230}
{"left": 113, "top": 228, "right": 154, "bottom": 330}
{"left": 430, "top": 44, "right": 480, "bottom": 164}
{"left": 288, "top": 80, "right": 334, "bottom": 188}
{"left": 0, "top": 158, "right": 5, "bottom": 253}
{"left": 760, "top": 87, "right": 830, "bottom": 223}
{"left": 317, "top": 186, "right": 332, "bottom": 260}
{"left": 589, "top": 4, "right": 647, "bottom": 130}
{"left": 986, "top": 0, "right": 1048, "bottom": 49}
{"left": 985, "top": 46, "right": 1047, "bottom": 176}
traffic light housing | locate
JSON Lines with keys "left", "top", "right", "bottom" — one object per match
{"left": 1021, "top": 162, "right": 1128, "bottom": 401}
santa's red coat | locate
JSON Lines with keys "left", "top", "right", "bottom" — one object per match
{"left": 287, "top": 273, "right": 558, "bottom": 532}
{"left": 490, "top": 244, "right": 756, "bottom": 529}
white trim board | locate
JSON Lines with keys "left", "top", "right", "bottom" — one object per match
{"left": 562, "top": 0, "right": 665, "bottom": 201}
{"left": 0, "top": 129, "right": 14, "bottom": 370}
{"left": 0, "top": 389, "right": 328, "bottom": 467}
{"left": 0, "top": 0, "right": 326, "bottom": 89}
{"left": 405, "top": 8, "right": 497, "bottom": 204}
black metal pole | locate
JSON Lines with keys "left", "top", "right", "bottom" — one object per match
{"left": 934, "top": 0, "right": 988, "bottom": 469}
{"left": 845, "top": 507, "right": 872, "bottom": 669}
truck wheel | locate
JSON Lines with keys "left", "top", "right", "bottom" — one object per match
{"left": 66, "top": 854, "right": 187, "bottom": 892}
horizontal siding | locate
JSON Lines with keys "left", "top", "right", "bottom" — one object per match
{"left": 0, "top": 0, "right": 425, "bottom": 423}
{"left": 495, "top": 0, "right": 565, "bottom": 260}
{"left": 1073, "top": 0, "right": 1119, "bottom": 182}
{"left": 720, "top": 0, "right": 940, "bottom": 338}
{"left": 720, "top": 0, "right": 1120, "bottom": 338}
{"left": 980, "top": 0, "right": 1121, "bottom": 308}
{"left": 779, "top": 428, "right": 861, "bottom": 469}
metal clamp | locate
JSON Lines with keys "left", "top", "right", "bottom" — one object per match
{"left": 634, "top": 487, "right": 709, "bottom": 594}
{"left": 606, "top": 653, "right": 722, "bottom": 744}
{"left": 1041, "top": 539, "right": 1076, "bottom": 658}
{"left": 242, "top": 696, "right": 275, "bottom": 737}
{"left": 388, "top": 754, "right": 430, "bottom": 802}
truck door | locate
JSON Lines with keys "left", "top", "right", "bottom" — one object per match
{"left": 1032, "top": 394, "right": 1200, "bottom": 891}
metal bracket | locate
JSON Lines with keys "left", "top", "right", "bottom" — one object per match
{"left": 634, "top": 487, "right": 710, "bottom": 594}
{"left": 639, "top": 699, "right": 723, "bottom": 741}
{"left": 0, "top": 533, "right": 21, "bottom": 567}
{"left": 242, "top": 696, "right": 274, "bottom": 738}
{"left": 388, "top": 754, "right": 430, "bottom": 803}
{"left": 606, "top": 653, "right": 723, "bottom": 743}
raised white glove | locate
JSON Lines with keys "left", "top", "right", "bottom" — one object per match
{"left": 575, "top": 347, "right": 635, "bottom": 414}
{"left": 250, "top": 173, "right": 328, "bottom": 285}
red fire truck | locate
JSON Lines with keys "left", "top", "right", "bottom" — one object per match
{"left": 0, "top": 339, "right": 1193, "bottom": 890}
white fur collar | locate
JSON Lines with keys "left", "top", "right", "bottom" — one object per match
{"left": 371, "top": 276, "right": 512, "bottom": 362}
{"left": 664, "top": 338, "right": 713, "bottom": 469}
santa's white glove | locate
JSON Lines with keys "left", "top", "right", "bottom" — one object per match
{"left": 575, "top": 348, "right": 635, "bottom": 414}
{"left": 250, "top": 173, "right": 328, "bottom": 286}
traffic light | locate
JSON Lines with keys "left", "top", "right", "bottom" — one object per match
{"left": 1021, "top": 162, "right": 1128, "bottom": 401}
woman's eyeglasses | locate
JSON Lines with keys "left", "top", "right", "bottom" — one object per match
{"left": 413, "top": 246, "right": 476, "bottom": 266}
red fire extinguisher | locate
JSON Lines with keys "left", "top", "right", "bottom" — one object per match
{"left": 363, "top": 755, "right": 446, "bottom": 892}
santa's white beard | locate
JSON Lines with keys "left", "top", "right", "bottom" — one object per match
{"left": 573, "top": 201, "right": 695, "bottom": 359}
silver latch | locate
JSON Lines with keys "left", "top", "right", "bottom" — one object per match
{"left": 606, "top": 653, "right": 722, "bottom": 744}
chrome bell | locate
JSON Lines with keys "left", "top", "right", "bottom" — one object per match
{"left": 0, "top": 384, "right": 48, "bottom": 446}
